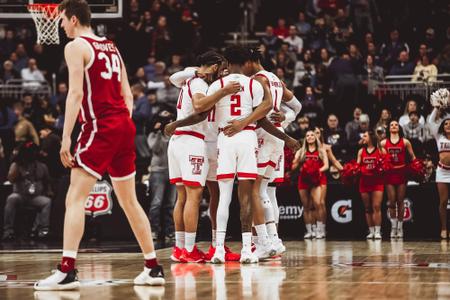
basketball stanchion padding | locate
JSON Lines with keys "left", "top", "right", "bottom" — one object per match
{"left": 27, "top": 3, "right": 62, "bottom": 45}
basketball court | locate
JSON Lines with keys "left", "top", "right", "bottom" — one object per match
{"left": 2, "top": 241, "right": 450, "bottom": 299}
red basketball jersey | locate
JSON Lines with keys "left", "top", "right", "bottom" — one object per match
{"left": 78, "top": 36, "right": 129, "bottom": 124}
{"left": 305, "top": 149, "right": 322, "bottom": 164}
{"left": 360, "top": 147, "right": 382, "bottom": 176}
{"left": 385, "top": 137, "right": 406, "bottom": 166}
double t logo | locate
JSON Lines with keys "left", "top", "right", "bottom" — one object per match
{"left": 189, "top": 155, "right": 204, "bottom": 175}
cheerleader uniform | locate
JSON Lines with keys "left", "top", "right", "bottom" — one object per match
{"left": 359, "top": 147, "right": 384, "bottom": 193}
{"left": 428, "top": 108, "right": 450, "bottom": 183}
{"left": 298, "top": 149, "right": 326, "bottom": 190}
{"left": 385, "top": 138, "right": 407, "bottom": 185}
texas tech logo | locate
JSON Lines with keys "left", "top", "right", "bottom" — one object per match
{"left": 388, "top": 147, "right": 401, "bottom": 163}
{"left": 189, "top": 155, "right": 205, "bottom": 175}
{"left": 387, "top": 198, "right": 413, "bottom": 222}
{"left": 331, "top": 200, "right": 352, "bottom": 223}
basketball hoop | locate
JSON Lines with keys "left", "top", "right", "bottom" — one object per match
{"left": 27, "top": 4, "right": 62, "bottom": 45}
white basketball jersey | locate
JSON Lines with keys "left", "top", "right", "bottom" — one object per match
{"left": 254, "top": 70, "right": 284, "bottom": 120}
{"left": 205, "top": 109, "right": 218, "bottom": 143}
{"left": 207, "top": 74, "right": 264, "bottom": 129}
{"left": 175, "top": 76, "right": 208, "bottom": 135}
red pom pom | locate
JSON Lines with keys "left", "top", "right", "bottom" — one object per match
{"left": 301, "top": 159, "right": 322, "bottom": 186}
{"left": 341, "top": 160, "right": 360, "bottom": 186}
{"left": 408, "top": 158, "right": 426, "bottom": 182}
{"left": 375, "top": 153, "right": 392, "bottom": 174}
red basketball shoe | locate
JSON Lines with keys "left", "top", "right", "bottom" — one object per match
{"left": 224, "top": 246, "right": 240, "bottom": 261}
{"left": 170, "top": 246, "right": 183, "bottom": 262}
{"left": 179, "top": 246, "right": 206, "bottom": 263}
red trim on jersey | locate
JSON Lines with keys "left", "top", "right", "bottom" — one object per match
{"left": 439, "top": 162, "right": 450, "bottom": 170}
{"left": 237, "top": 172, "right": 258, "bottom": 179}
{"left": 174, "top": 130, "right": 205, "bottom": 140}
{"left": 254, "top": 73, "right": 270, "bottom": 82}
{"left": 257, "top": 161, "right": 277, "bottom": 168}
{"left": 187, "top": 78, "right": 193, "bottom": 99}
{"left": 217, "top": 173, "right": 235, "bottom": 180}
{"left": 219, "top": 78, "right": 224, "bottom": 88}
{"left": 182, "top": 180, "right": 202, "bottom": 187}
{"left": 272, "top": 177, "right": 284, "bottom": 183}
{"left": 170, "top": 177, "right": 182, "bottom": 184}
{"left": 249, "top": 78, "right": 254, "bottom": 100}
{"left": 274, "top": 89, "right": 279, "bottom": 112}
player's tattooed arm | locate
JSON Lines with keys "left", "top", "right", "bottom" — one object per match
{"left": 164, "top": 111, "right": 209, "bottom": 136}
{"left": 192, "top": 82, "right": 240, "bottom": 113}
{"left": 257, "top": 117, "right": 300, "bottom": 151}
{"left": 60, "top": 39, "right": 87, "bottom": 168}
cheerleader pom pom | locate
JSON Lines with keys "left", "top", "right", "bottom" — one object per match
{"left": 377, "top": 154, "right": 393, "bottom": 174}
{"left": 430, "top": 88, "right": 450, "bottom": 109}
{"left": 408, "top": 158, "right": 426, "bottom": 182}
{"left": 341, "top": 160, "right": 360, "bottom": 186}
{"left": 301, "top": 159, "right": 322, "bottom": 186}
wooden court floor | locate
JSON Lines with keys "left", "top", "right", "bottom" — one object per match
{"left": 1, "top": 241, "right": 450, "bottom": 300}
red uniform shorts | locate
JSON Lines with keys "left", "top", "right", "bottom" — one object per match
{"left": 74, "top": 115, "right": 136, "bottom": 181}
{"left": 385, "top": 167, "right": 407, "bottom": 185}
{"left": 298, "top": 173, "right": 326, "bottom": 190}
{"left": 359, "top": 175, "right": 384, "bottom": 193}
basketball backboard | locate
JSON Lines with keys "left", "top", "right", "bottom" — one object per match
{"left": 0, "top": 0, "right": 123, "bottom": 19}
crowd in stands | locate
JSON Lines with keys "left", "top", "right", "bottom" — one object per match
{"left": 0, "top": 0, "right": 449, "bottom": 241}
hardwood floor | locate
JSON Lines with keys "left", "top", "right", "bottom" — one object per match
{"left": 1, "top": 241, "right": 450, "bottom": 299}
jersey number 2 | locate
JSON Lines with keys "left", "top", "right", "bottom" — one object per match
{"left": 98, "top": 52, "right": 121, "bottom": 81}
{"left": 230, "top": 95, "right": 241, "bottom": 116}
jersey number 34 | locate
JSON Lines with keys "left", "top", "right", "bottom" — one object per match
{"left": 99, "top": 52, "right": 121, "bottom": 82}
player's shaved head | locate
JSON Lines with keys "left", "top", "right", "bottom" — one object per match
{"left": 224, "top": 45, "right": 250, "bottom": 66}
{"left": 196, "top": 51, "right": 224, "bottom": 67}
{"left": 58, "top": 0, "right": 91, "bottom": 27}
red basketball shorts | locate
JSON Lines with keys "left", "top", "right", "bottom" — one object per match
{"left": 359, "top": 175, "right": 384, "bottom": 193}
{"left": 385, "top": 167, "right": 407, "bottom": 185}
{"left": 74, "top": 116, "right": 136, "bottom": 181}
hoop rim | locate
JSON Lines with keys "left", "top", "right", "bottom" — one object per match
{"left": 27, "top": 3, "right": 60, "bottom": 12}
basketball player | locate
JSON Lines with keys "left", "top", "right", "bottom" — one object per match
{"left": 167, "top": 51, "right": 241, "bottom": 263}
{"left": 381, "top": 120, "right": 415, "bottom": 239}
{"left": 35, "top": 0, "right": 164, "bottom": 290}
{"left": 239, "top": 48, "right": 302, "bottom": 254}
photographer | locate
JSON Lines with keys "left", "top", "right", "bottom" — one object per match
{"left": 146, "top": 109, "right": 176, "bottom": 243}
{"left": 2, "top": 142, "right": 51, "bottom": 241}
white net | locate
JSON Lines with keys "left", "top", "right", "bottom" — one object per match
{"left": 28, "top": 4, "right": 61, "bottom": 45}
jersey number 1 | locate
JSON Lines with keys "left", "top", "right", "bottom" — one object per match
{"left": 230, "top": 95, "right": 241, "bottom": 116}
{"left": 99, "top": 52, "right": 121, "bottom": 82}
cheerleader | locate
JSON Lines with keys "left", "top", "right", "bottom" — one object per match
{"left": 428, "top": 89, "right": 450, "bottom": 239}
{"left": 314, "top": 127, "right": 344, "bottom": 237}
{"left": 380, "top": 120, "right": 416, "bottom": 239}
{"left": 357, "top": 130, "right": 385, "bottom": 239}
{"left": 292, "top": 130, "right": 329, "bottom": 239}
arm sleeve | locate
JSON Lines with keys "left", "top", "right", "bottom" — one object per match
{"left": 190, "top": 78, "right": 208, "bottom": 96}
{"left": 251, "top": 80, "right": 264, "bottom": 108}
{"left": 169, "top": 67, "right": 197, "bottom": 88}
{"left": 283, "top": 95, "right": 302, "bottom": 115}
{"left": 280, "top": 102, "right": 296, "bottom": 126}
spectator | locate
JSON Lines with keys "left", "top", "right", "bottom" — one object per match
{"left": 2, "top": 142, "right": 51, "bottom": 241}
{"left": 279, "top": 42, "right": 298, "bottom": 64}
{"left": 403, "top": 111, "right": 427, "bottom": 143}
{"left": 286, "top": 116, "right": 309, "bottom": 141}
{"left": 147, "top": 110, "right": 176, "bottom": 242}
{"left": 349, "top": 0, "right": 380, "bottom": 34}
{"left": 21, "top": 58, "right": 45, "bottom": 90}
{"left": 50, "top": 82, "right": 68, "bottom": 108}
{"left": 293, "top": 49, "right": 316, "bottom": 88}
{"left": 323, "top": 114, "right": 348, "bottom": 157}
{"left": 152, "top": 16, "right": 171, "bottom": 61}
{"left": 167, "top": 54, "right": 183, "bottom": 75}
{"left": 362, "top": 54, "right": 383, "bottom": 81}
{"left": 295, "top": 11, "right": 312, "bottom": 38}
{"left": 309, "top": 17, "right": 329, "bottom": 51}
{"left": 423, "top": 27, "right": 438, "bottom": 59}
{"left": 345, "top": 107, "right": 362, "bottom": 141}
{"left": 435, "top": 45, "right": 450, "bottom": 74}
{"left": 380, "top": 29, "right": 409, "bottom": 70}
{"left": 319, "top": 48, "right": 334, "bottom": 67}
{"left": 398, "top": 99, "right": 425, "bottom": 128}
{"left": 39, "top": 126, "right": 64, "bottom": 180}
{"left": 411, "top": 55, "right": 438, "bottom": 82}
{"left": 275, "top": 67, "right": 293, "bottom": 90}
{"left": 416, "top": 43, "right": 428, "bottom": 63}
{"left": 14, "top": 43, "right": 28, "bottom": 72}
{"left": 366, "top": 41, "right": 382, "bottom": 66}
{"left": 34, "top": 97, "right": 57, "bottom": 130}
{"left": 0, "top": 60, "right": 20, "bottom": 82}
{"left": 284, "top": 26, "right": 303, "bottom": 55}
{"left": 258, "top": 44, "right": 276, "bottom": 71}
{"left": 13, "top": 101, "right": 39, "bottom": 145}
{"left": 274, "top": 18, "right": 289, "bottom": 38}
{"left": 0, "top": 30, "right": 16, "bottom": 60}
{"left": 261, "top": 25, "right": 281, "bottom": 57}
{"left": 349, "top": 43, "right": 363, "bottom": 69}
{"left": 147, "top": 61, "right": 166, "bottom": 89}
{"left": 374, "top": 108, "right": 391, "bottom": 133}
{"left": 300, "top": 86, "right": 323, "bottom": 125}
{"left": 132, "top": 67, "right": 149, "bottom": 88}
{"left": 143, "top": 56, "right": 157, "bottom": 82}
{"left": 348, "top": 113, "right": 370, "bottom": 148}
{"left": 156, "top": 75, "right": 180, "bottom": 107}
{"left": 388, "top": 50, "right": 415, "bottom": 77}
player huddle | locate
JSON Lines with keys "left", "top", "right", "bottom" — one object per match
{"left": 164, "top": 45, "right": 302, "bottom": 264}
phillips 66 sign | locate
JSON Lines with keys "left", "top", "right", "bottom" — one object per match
{"left": 84, "top": 180, "right": 113, "bottom": 217}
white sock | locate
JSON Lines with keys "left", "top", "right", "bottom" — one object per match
{"left": 217, "top": 180, "right": 234, "bottom": 232}
{"left": 390, "top": 218, "right": 398, "bottom": 229}
{"left": 242, "top": 232, "right": 252, "bottom": 251}
{"left": 254, "top": 224, "right": 270, "bottom": 245}
{"left": 267, "top": 222, "right": 278, "bottom": 239}
{"left": 312, "top": 224, "right": 317, "bottom": 233}
{"left": 317, "top": 221, "right": 325, "bottom": 232}
{"left": 62, "top": 250, "right": 77, "bottom": 259}
{"left": 144, "top": 251, "right": 156, "bottom": 260}
{"left": 375, "top": 226, "right": 381, "bottom": 234}
{"left": 212, "top": 230, "right": 217, "bottom": 247}
{"left": 175, "top": 231, "right": 185, "bottom": 249}
{"left": 397, "top": 221, "right": 403, "bottom": 229}
{"left": 185, "top": 232, "right": 196, "bottom": 252}
{"left": 306, "top": 224, "right": 312, "bottom": 233}
{"left": 252, "top": 235, "right": 259, "bottom": 245}
{"left": 216, "top": 231, "right": 226, "bottom": 249}
{"left": 369, "top": 227, "right": 375, "bottom": 234}
{"left": 267, "top": 186, "right": 279, "bottom": 224}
